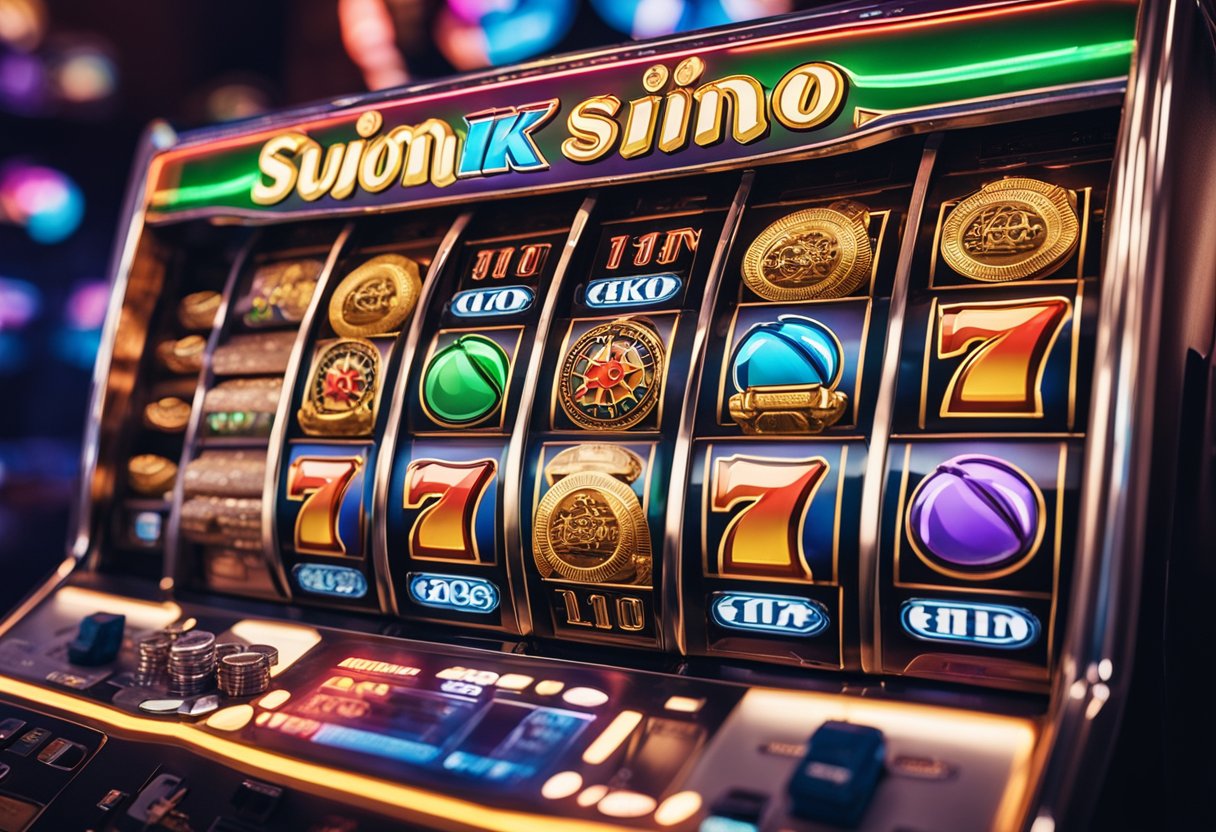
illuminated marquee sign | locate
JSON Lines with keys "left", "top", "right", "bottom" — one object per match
{"left": 249, "top": 62, "right": 845, "bottom": 207}
{"left": 145, "top": 2, "right": 1135, "bottom": 222}
{"left": 899, "top": 599, "right": 1040, "bottom": 649}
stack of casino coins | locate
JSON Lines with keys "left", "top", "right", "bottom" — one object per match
{"left": 168, "top": 630, "right": 217, "bottom": 697}
{"left": 246, "top": 644, "right": 279, "bottom": 668}
{"left": 134, "top": 633, "right": 172, "bottom": 686}
{"left": 217, "top": 652, "right": 271, "bottom": 697}
{"left": 214, "top": 642, "right": 245, "bottom": 662}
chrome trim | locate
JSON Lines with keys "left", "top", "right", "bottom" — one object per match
{"left": 857, "top": 134, "right": 941, "bottom": 673}
{"left": 69, "top": 121, "right": 177, "bottom": 566}
{"left": 151, "top": 0, "right": 1107, "bottom": 154}
{"left": 164, "top": 232, "right": 261, "bottom": 589}
{"left": 1028, "top": 0, "right": 1176, "bottom": 826}
{"left": 371, "top": 212, "right": 473, "bottom": 617}
{"left": 502, "top": 195, "right": 599, "bottom": 637}
{"left": 260, "top": 223, "right": 357, "bottom": 602}
{"left": 662, "top": 172, "right": 754, "bottom": 655}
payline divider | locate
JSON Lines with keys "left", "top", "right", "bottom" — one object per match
{"left": 165, "top": 230, "right": 262, "bottom": 593}
{"left": 857, "top": 134, "right": 942, "bottom": 673}
{"left": 501, "top": 195, "right": 600, "bottom": 638}
{"left": 259, "top": 223, "right": 358, "bottom": 603}
{"left": 372, "top": 211, "right": 475, "bottom": 618}
{"left": 662, "top": 171, "right": 755, "bottom": 655}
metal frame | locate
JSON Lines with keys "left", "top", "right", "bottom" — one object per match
{"left": 371, "top": 212, "right": 474, "bottom": 617}
{"left": 259, "top": 223, "right": 357, "bottom": 601}
{"left": 502, "top": 196, "right": 600, "bottom": 637}
{"left": 69, "top": 121, "right": 177, "bottom": 568}
{"left": 857, "top": 134, "right": 942, "bottom": 673}
{"left": 1026, "top": 0, "right": 1189, "bottom": 827}
{"left": 663, "top": 172, "right": 755, "bottom": 654}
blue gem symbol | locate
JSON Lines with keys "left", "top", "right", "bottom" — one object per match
{"left": 729, "top": 315, "right": 843, "bottom": 392}
{"left": 900, "top": 599, "right": 1039, "bottom": 649}
{"left": 293, "top": 563, "right": 368, "bottom": 599}
{"left": 710, "top": 592, "right": 829, "bottom": 636}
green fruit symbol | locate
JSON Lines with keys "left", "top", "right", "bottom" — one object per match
{"left": 422, "top": 333, "right": 510, "bottom": 425}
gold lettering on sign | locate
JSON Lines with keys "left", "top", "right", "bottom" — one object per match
{"left": 252, "top": 110, "right": 459, "bottom": 206}
{"left": 561, "top": 59, "right": 847, "bottom": 164}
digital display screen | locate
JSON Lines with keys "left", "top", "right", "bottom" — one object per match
{"left": 263, "top": 656, "right": 593, "bottom": 785}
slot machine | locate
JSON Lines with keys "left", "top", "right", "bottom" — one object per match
{"left": 0, "top": 0, "right": 1212, "bottom": 829}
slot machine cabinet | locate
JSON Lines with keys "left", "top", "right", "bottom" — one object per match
{"left": 0, "top": 1, "right": 1211, "bottom": 830}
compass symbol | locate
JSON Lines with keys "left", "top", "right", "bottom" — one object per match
{"left": 558, "top": 318, "right": 664, "bottom": 430}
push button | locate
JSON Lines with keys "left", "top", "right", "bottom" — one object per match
{"left": 5, "top": 728, "right": 50, "bottom": 758}
{"left": 67, "top": 612, "right": 125, "bottom": 666}
{"left": 0, "top": 719, "right": 26, "bottom": 745}
{"left": 36, "top": 738, "right": 87, "bottom": 770}
{"left": 787, "top": 721, "right": 885, "bottom": 828}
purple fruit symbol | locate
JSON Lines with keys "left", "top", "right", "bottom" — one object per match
{"left": 907, "top": 454, "right": 1041, "bottom": 571}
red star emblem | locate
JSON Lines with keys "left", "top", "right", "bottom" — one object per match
{"left": 324, "top": 367, "right": 364, "bottom": 403}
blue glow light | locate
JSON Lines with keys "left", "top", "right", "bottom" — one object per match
{"left": 585, "top": 273, "right": 682, "bottom": 309}
{"left": 900, "top": 598, "right": 1039, "bottom": 649}
{"left": 0, "top": 164, "right": 84, "bottom": 243}
{"left": 710, "top": 592, "right": 829, "bottom": 637}
{"left": 311, "top": 723, "right": 440, "bottom": 765}
{"left": 450, "top": 285, "right": 534, "bottom": 318}
{"left": 408, "top": 573, "right": 500, "bottom": 613}
{"left": 293, "top": 563, "right": 369, "bottom": 599}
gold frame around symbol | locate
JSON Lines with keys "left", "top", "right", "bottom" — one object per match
{"left": 329, "top": 253, "right": 422, "bottom": 338}
{"left": 939, "top": 178, "right": 1079, "bottom": 283}
{"left": 741, "top": 203, "right": 873, "bottom": 302}
{"left": 298, "top": 338, "right": 381, "bottom": 437}
{"left": 556, "top": 317, "right": 667, "bottom": 431}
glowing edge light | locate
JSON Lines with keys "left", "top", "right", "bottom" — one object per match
{"left": 0, "top": 673, "right": 631, "bottom": 832}
{"left": 845, "top": 40, "right": 1134, "bottom": 88}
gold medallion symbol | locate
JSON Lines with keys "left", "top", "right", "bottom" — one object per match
{"left": 940, "top": 178, "right": 1079, "bottom": 282}
{"left": 742, "top": 201, "right": 872, "bottom": 301}
{"left": 558, "top": 318, "right": 665, "bottom": 431}
{"left": 328, "top": 254, "right": 422, "bottom": 337}
{"left": 298, "top": 339, "right": 380, "bottom": 436}
{"left": 533, "top": 445, "right": 651, "bottom": 585}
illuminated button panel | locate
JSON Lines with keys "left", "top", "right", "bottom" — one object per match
{"left": 239, "top": 640, "right": 742, "bottom": 810}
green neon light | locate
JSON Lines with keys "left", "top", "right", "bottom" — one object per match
{"left": 847, "top": 40, "right": 1134, "bottom": 89}
{"left": 152, "top": 171, "right": 260, "bottom": 206}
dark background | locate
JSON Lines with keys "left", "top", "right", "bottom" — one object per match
{"left": 0, "top": 0, "right": 802, "bottom": 610}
